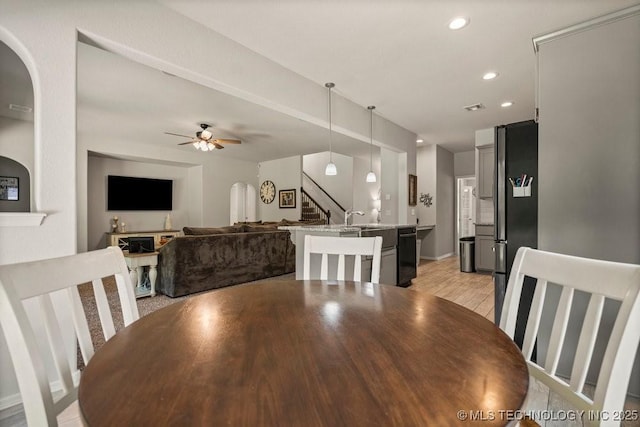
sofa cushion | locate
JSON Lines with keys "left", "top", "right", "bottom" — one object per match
{"left": 183, "top": 225, "right": 243, "bottom": 235}
{"left": 244, "top": 224, "right": 281, "bottom": 232}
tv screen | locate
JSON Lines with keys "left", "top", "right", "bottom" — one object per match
{"left": 107, "top": 175, "right": 173, "bottom": 211}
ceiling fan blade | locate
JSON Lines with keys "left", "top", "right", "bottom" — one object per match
{"left": 165, "top": 132, "right": 194, "bottom": 138}
{"left": 177, "top": 140, "right": 197, "bottom": 145}
{"left": 214, "top": 138, "right": 241, "bottom": 144}
{"left": 213, "top": 142, "right": 225, "bottom": 149}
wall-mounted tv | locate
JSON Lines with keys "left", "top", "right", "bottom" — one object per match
{"left": 107, "top": 175, "right": 173, "bottom": 211}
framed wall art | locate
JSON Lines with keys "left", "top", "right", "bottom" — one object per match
{"left": 408, "top": 174, "right": 417, "bottom": 206}
{"left": 0, "top": 176, "right": 19, "bottom": 201}
{"left": 279, "top": 189, "right": 296, "bottom": 208}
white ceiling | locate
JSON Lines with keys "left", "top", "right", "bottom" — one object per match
{"left": 1, "top": 0, "right": 638, "bottom": 161}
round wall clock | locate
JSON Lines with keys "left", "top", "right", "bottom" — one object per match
{"left": 260, "top": 180, "right": 276, "bottom": 204}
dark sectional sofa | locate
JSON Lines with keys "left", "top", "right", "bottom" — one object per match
{"left": 157, "top": 220, "right": 320, "bottom": 297}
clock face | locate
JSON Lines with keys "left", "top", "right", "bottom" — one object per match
{"left": 260, "top": 180, "right": 276, "bottom": 204}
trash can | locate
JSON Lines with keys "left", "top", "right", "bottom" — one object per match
{"left": 459, "top": 237, "right": 475, "bottom": 272}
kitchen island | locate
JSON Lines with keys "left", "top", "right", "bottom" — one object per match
{"left": 279, "top": 224, "right": 433, "bottom": 286}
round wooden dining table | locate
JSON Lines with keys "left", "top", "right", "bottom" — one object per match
{"left": 78, "top": 280, "right": 529, "bottom": 426}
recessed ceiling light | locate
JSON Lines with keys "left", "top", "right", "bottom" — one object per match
{"left": 483, "top": 72, "right": 498, "bottom": 80}
{"left": 448, "top": 17, "right": 469, "bottom": 30}
{"left": 416, "top": 139, "right": 424, "bottom": 143}
{"left": 501, "top": 101, "right": 514, "bottom": 108}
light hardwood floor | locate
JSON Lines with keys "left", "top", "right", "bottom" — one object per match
{"left": 413, "top": 256, "right": 495, "bottom": 321}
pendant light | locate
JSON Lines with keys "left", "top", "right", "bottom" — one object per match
{"left": 324, "top": 82, "right": 337, "bottom": 176}
{"left": 366, "top": 105, "right": 377, "bottom": 183}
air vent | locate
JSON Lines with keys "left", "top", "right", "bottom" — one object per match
{"left": 463, "top": 103, "right": 485, "bottom": 112}
{"left": 9, "top": 104, "right": 33, "bottom": 113}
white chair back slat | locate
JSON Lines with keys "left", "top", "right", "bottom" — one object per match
{"left": 595, "top": 282, "right": 640, "bottom": 414}
{"left": 354, "top": 255, "right": 362, "bottom": 281}
{"left": 68, "top": 287, "right": 95, "bottom": 364}
{"left": 521, "top": 279, "right": 548, "bottom": 360}
{"left": 92, "top": 278, "right": 116, "bottom": 340}
{"left": 0, "top": 278, "right": 56, "bottom": 426}
{"left": 38, "top": 294, "right": 75, "bottom": 395}
{"left": 543, "top": 286, "right": 575, "bottom": 375}
{"left": 303, "top": 235, "right": 383, "bottom": 283}
{"left": 499, "top": 247, "right": 640, "bottom": 427}
{"left": 570, "top": 294, "right": 605, "bottom": 392}
{"left": 337, "top": 254, "right": 346, "bottom": 280}
{"left": 0, "top": 246, "right": 139, "bottom": 427}
{"left": 113, "top": 256, "right": 140, "bottom": 325}
{"left": 499, "top": 247, "right": 528, "bottom": 336}
{"left": 320, "top": 253, "right": 329, "bottom": 280}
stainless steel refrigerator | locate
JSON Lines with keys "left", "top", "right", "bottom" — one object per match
{"left": 494, "top": 120, "right": 538, "bottom": 347}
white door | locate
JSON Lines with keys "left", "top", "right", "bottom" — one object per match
{"left": 230, "top": 182, "right": 257, "bottom": 224}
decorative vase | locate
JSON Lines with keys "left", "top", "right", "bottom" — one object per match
{"left": 164, "top": 214, "right": 172, "bottom": 231}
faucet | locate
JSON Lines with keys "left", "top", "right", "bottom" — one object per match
{"left": 344, "top": 209, "right": 365, "bottom": 226}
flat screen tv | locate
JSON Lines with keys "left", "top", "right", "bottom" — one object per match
{"left": 107, "top": 175, "right": 173, "bottom": 211}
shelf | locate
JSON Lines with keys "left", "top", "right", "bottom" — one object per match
{"left": 0, "top": 212, "right": 47, "bottom": 227}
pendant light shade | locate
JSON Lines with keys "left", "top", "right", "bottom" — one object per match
{"left": 366, "top": 105, "right": 377, "bottom": 183}
{"left": 366, "top": 171, "right": 377, "bottom": 183}
{"left": 325, "top": 82, "right": 337, "bottom": 176}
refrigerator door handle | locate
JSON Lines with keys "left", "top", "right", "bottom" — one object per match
{"left": 495, "top": 126, "right": 506, "bottom": 241}
{"left": 495, "top": 241, "right": 507, "bottom": 274}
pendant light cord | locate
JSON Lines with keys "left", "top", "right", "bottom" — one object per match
{"left": 369, "top": 107, "right": 373, "bottom": 166}
{"left": 328, "top": 85, "right": 333, "bottom": 162}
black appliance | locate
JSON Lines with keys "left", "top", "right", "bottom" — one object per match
{"left": 397, "top": 226, "right": 417, "bottom": 287}
{"left": 128, "top": 237, "right": 155, "bottom": 253}
{"left": 107, "top": 175, "right": 173, "bottom": 211}
{"left": 494, "top": 120, "right": 538, "bottom": 347}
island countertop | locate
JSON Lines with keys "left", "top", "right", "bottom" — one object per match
{"left": 277, "top": 224, "right": 362, "bottom": 232}
{"left": 278, "top": 224, "right": 434, "bottom": 232}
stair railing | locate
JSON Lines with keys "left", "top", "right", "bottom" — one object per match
{"left": 300, "top": 188, "right": 331, "bottom": 224}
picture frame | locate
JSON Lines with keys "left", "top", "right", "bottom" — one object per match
{"left": 408, "top": 174, "right": 417, "bottom": 206}
{"left": 279, "top": 189, "right": 296, "bottom": 208}
{"left": 0, "top": 176, "right": 19, "bottom": 201}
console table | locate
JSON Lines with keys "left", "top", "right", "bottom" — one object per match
{"left": 124, "top": 251, "right": 159, "bottom": 298}
{"left": 105, "top": 230, "right": 181, "bottom": 298}
{"left": 106, "top": 230, "right": 181, "bottom": 251}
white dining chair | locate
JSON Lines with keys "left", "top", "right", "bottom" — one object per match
{"left": 303, "top": 235, "right": 383, "bottom": 283}
{"left": 0, "top": 246, "right": 140, "bottom": 427}
{"left": 500, "top": 247, "right": 640, "bottom": 427}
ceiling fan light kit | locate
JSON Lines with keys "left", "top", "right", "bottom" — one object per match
{"left": 324, "top": 82, "right": 337, "bottom": 176}
{"left": 166, "top": 123, "right": 241, "bottom": 152}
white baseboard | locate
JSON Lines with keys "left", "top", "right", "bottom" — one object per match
{"left": 0, "top": 370, "right": 81, "bottom": 417}
{"left": 0, "top": 393, "right": 23, "bottom": 419}
{"left": 419, "top": 252, "right": 455, "bottom": 261}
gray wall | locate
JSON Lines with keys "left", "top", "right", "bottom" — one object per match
{"left": 436, "top": 146, "right": 455, "bottom": 257}
{"left": 416, "top": 145, "right": 455, "bottom": 259}
{"left": 537, "top": 11, "right": 640, "bottom": 395}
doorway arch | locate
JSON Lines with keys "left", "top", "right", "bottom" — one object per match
{"left": 0, "top": 36, "right": 35, "bottom": 215}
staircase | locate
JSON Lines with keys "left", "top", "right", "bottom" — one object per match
{"left": 300, "top": 188, "right": 331, "bottom": 224}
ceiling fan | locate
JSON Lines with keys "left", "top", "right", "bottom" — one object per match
{"left": 165, "top": 123, "right": 241, "bottom": 151}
